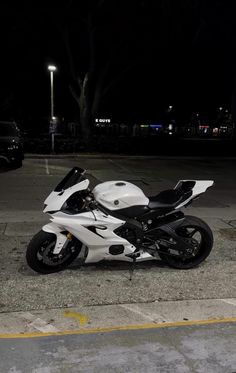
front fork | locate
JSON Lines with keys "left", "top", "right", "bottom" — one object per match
{"left": 42, "top": 222, "right": 72, "bottom": 255}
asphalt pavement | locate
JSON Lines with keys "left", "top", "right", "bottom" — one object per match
{"left": 1, "top": 321, "right": 236, "bottom": 373}
{"left": 0, "top": 154, "right": 236, "bottom": 372}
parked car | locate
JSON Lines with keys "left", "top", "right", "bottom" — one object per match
{"left": 0, "top": 121, "right": 24, "bottom": 167}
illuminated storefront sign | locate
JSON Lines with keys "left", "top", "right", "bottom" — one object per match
{"left": 199, "top": 125, "right": 210, "bottom": 134}
{"left": 213, "top": 127, "right": 219, "bottom": 136}
{"left": 95, "top": 118, "right": 111, "bottom": 123}
{"left": 150, "top": 124, "right": 163, "bottom": 129}
{"left": 219, "top": 126, "right": 227, "bottom": 133}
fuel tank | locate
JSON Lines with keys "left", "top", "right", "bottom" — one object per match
{"left": 93, "top": 181, "right": 149, "bottom": 211}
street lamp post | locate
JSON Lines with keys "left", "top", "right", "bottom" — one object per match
{"left": 48, "top": 65, "right": 57, "bottom": 153}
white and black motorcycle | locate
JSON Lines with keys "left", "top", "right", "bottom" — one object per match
{"left": 26, "top": 167, "right": 214, "bottom": 274}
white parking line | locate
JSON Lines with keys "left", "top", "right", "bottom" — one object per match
{"left": 19, "top": 312, "right": 59, "bottom": 333}
{"left": 108, "top": 158, "right": 130, "bottom": 172}
{"left": 45, "top": 159, "right": 50, "bottom": 175}
{"left": 220, "top": 299, "right": 236, "bottom": 306}
{"left": 28, "top": 318, "right": 59, "bottom": 333}
{"left": 120, "top": 304, "right": 166, "bottom": 323}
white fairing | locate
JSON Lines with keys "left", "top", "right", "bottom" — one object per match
{"left": 174, "top": 180, "right": 214, "bottom": 209}
{"left": 93, "top": 181, "right": 149, "bottom": 210}
{"left": 43, "top": 210, "right": 139, "bottom": 263}
{"left": 44, "top": 179, "right": 89, "bottom": 213}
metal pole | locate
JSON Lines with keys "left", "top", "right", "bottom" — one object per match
{"left": 50, "top": 71, "right": 55, "bottom": 153}
{"left": 50, "top": 71, "right": 54, "bottom": 118}
{"left": 52, "top": 133, "right": 55, "bottom": 153}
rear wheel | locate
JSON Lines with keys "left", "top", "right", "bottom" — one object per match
{"left": 158, "top": 216, "right": 213, "bottom": 269}
{"left": 26, "top": 230, "right": 82, "bottom": 274}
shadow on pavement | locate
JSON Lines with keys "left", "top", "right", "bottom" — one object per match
{"left": 67, "top": 258, "right": 167, "bottom": 273}
{"left": 19, "top": 257, "right": 167, "bottom": 277}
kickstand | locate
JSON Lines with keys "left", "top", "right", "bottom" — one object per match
{"left": 129, "top": 257, "right": 137, "bottom": 281}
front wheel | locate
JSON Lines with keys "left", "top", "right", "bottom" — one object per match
{"left": 26, "top": 230, "right": 82, "bottom": 274}
{"left": 158, "top": 215, "right": 213, "bottom": 269}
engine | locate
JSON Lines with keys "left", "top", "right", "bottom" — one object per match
{"left": 115, "top": 226, "right": 137, "bottom": 245}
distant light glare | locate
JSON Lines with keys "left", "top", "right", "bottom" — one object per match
{"left": 48, "top": 65, "right": 57, "bottom": 72}
{"left": 150, "top": 124, "right": 162, "bottom": 129}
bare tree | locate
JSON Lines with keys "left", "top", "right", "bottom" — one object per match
{"left": 57, "top": 0, "right": 154, "bottom": 143}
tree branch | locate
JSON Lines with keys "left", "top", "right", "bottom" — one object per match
{"left": 62, "top": 29, "right": 82, "bottom": 90}
{"left": 193, "top": 21, "right": 206, "bottom": 45}
{"left": 101, "top": 61, "right": 144, "bottom": 99}
{"left": 69, "top": 84, "right": 80, "bottom": 105}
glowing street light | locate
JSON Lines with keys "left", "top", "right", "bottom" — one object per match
{"left": 48, "top": 65, "right": 57, "bottom": 72}
{"left": 48, "top": 65, "right": 57, "bottom": 153}
{"left": 48, "top": 65, "right": 57, "bottom": 119}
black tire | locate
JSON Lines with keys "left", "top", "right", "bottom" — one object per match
{"left": 158, "top": 215, "right": 213, "bottom": 269}
{"left": 26, "top": 230, "right": 82, "bottom": 274}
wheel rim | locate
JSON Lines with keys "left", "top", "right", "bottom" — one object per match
{"left": 174, "top": 225, "right": 206, "bottom": 262}
{"left": 37, "top": 239, "right": 77, "bottom": 267}
{"left": 159, "top": 224, "right": 207, "bottom": 264}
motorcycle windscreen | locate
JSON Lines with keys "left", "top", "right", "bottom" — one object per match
{"left": 54, "top": 167, "right": 86, "bottom": 192}
{"left": 44, "top": 178, "right": 90, "bottom": 212}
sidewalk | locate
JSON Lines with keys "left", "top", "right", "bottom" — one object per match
{"left": 1, "top": 299, "right": 236, "bottom": 336}
{"left": 25, "top": 153, "right": 236, "bottom": 160}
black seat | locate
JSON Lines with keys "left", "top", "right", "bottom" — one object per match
{"left": 148, "top": 181, "right": 195, "bottom": 210}
{"left": 148, "top": 189, "right": 183, "bottom": 210}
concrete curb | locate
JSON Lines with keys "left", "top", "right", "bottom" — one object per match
{"left": 0, "top": 298, "right": 236, "bottom": 336}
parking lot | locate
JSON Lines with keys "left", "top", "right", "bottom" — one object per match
{"left": 0, "top": 155, "right": 236, "bottom": 315}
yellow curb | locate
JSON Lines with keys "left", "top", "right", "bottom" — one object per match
{"left": 1, "top": 317, "right": 236, "bottom": 339}
{"left": 63, "top": 311, "right": 88, "bottom": 326}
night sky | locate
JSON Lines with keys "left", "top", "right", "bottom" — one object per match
{"left": 0, "top": 0, "right": 235, "bottom": 127}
